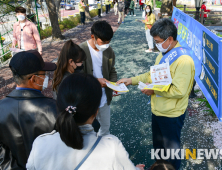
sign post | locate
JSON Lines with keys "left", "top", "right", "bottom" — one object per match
{"left": 172, "top": 7, "right": 222, "bottom": 121}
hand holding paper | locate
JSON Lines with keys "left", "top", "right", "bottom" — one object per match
{"left": 106, "top": 82, "right": 129, "bottom": 92}
{"left": 144, "top": 62, "right": 172, "bottom": 92}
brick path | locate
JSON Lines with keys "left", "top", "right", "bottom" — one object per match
{"left": 0, "top": 10, "right": 120, "bottom": 99}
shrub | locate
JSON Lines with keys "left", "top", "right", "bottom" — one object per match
{"left": 90, "top": 9, "right": 98, "bottom": 17}
{"left": 102, "top": 6, "right": 106, "bottom": 12}
{"left": 60, "top": 18, "right": 75, "bottom": 29}
{"left": 59, "top": 24, "right": 65, "bottom": 31}
{"left": 69, "top": 15, "right": 80, "bottom": 26}
{"left": 2, "top": 52, "right": 11, "bottom": 62}
{"left": 40, "top": 27, "right": 52, "bottom": 39}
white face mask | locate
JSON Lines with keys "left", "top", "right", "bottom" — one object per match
{"left": 155, "top": 37, "right": 171, "bottom": 53}
{"left": 35, "top": 75, "right": 49, "bottom": 90}
{"left": 94, "top": 40, "right": 110, "bottom": 52}
{"left": 146, "top": 9, "right": 150, "bottom": 13}
{"left": 17, "top": 15, "right": 26, "bottom": 21}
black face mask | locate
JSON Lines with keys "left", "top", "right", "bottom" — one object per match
{"left": 74, "top": 64, "right": 84, "bottom": 73}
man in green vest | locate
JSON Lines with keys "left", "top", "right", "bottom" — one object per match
{"left": 78, "top": 0, "right": 86, "bottom": 25}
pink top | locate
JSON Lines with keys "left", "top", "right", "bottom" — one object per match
{"left": 13, "top": 20, "right": 42, "bottom": 53}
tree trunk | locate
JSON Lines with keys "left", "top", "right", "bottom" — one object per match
{"left": 45, "top": 0, "right": 64, "bottom": 39}
{"left": 172, "top": 0, "right": 176, "bottom": 7}
{"left": 55, "top": 0, "right": 62, "bottom": 22}
{"left": 84, "top": 0, "right": 93, "bottom": 21}
{"left": 160, "top": 0, "right": 173, "bottom": 14}
{"left": 26, "top": 0, "right": 32, "bottom": 14}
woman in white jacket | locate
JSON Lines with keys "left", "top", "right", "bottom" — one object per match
{"left": 26, "top": 73, "right": 145, "bottom": 170}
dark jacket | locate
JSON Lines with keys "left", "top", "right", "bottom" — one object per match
{"left": 117, "top": 1, "right": 125, "bottom": 12}
{"left": 79, "top": 41, "right": 117, "bottom": 105}
{"left": 129, "top": 0, "right": 134, "bottom": 9}
{"left": 0, "top": 89, "right": 58, "bottom": 170}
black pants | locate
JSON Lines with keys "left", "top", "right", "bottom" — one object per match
{"left": 140, "top": 4, "right": 144, "bottom": 11}
{"left": 129, "top": 8, "right": 134, "bottom": 15}
{"left": 106, "top": 5, "right": 109, "bottom": 13}
{"left": 152, "top": 113, "right": 186, "bottom": 170}
{"left": 124, "top": 6, "right": 128, "bottom": 14}
{"left": 80, "top": 12, "right": 85, "bottom": 24}
{"left": 98, "top": 9, "right": 101, "bottom": 17}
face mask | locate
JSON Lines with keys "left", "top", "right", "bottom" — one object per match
{"left": 155, "top": 37, "right": 171, "bottom": 53}
{"left": 75, "top": 65, "right": 84, "bottom": 71}
{"left": 94, "top": 40, "right": 110, "bottom": 52}
{"left": 72, "top": 64, "right": 84, "bottom": 73}
{"left": 146, "top": 9, "right": 150, "bottom": 13}
{"left": 35, "top": 75, "right": 49, "bottom": 90}
{"left": 17, "top": 15, "right": 25, "bottom": 21}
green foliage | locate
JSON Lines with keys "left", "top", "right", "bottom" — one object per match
{"left": 102, "top": 6, "right": 106, "bottom": 12}
{"left": 216, "top": 33, "right": 222, "bottom": 37}
{"left": 194, "top": 89, "right": 201, "bottom": 93}
{"left": 59, "top": 24, "right": 65, "bottom": 30}
{"left": 1, "top": 52, "right": 11, "bottom": 62}
{"left": 176, "top": 5, "right": 196, "bottom": 11}
{"left": 90, "top": 9, "right": 98, "bottom": 17}
{"left": 40, "top": 5, "right": 112, "bottom": 40}
{"left": 59, "top": 18, "right": 76, "bottom": 29}
{"left": 155, "top": 0, "right": 162, "bottom": 8}
{"left": 196, "top": 98, "right": 216, "bottom": 117}
{"left": 40, "top": 27, "right": 52, "bottom": 39}
{"left": 0, "top": 0, "right": 18, "bottom": 14}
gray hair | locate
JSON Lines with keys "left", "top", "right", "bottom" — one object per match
{"left": 150, "top": 18, "right": 177, "bottom": 41}
{"left": 11, "top": 70, "right": 38, "bottom": 85}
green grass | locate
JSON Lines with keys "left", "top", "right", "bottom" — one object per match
{"left": 196, "top": 98, "right": 216, "bottom": 117}
{"left": 1, "top": 51, "right": 12, "bottom": 62}
{"left": 176, "top": 5, "right": 196, "bottom": 11}
{"left": 216, "top": 33, "right": 222, "bottom": 37}
{"left": 194, "top": 89, "right": 201, "bottom": 93}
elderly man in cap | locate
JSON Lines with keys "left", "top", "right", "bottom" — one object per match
{"left": 0, "top": 50, "right": 57, "bottom": 170}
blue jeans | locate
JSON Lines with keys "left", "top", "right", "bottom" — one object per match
{"left": 80, "top": 12, "right": 85, "bottom": 24}
{"left": 152, "top": 112, "right": 186, "bottom": 170}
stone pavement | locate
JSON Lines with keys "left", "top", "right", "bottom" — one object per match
{"left": 109, "top": 9, "right": 221, "bottom": 169}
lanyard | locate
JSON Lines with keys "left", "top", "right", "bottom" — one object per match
{"left": 159, "top": 47, "right": 191, "bottom": 65}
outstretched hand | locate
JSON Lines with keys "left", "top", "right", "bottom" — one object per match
{"left": 116, "top": 78, "right": 132, "bottom": 86}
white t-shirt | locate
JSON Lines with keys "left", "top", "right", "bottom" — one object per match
{"left": 20, "top": 23, "right": 25, "bottom": 50}
{"left": 87, "top": 41, "right": 107, "bottom": 108}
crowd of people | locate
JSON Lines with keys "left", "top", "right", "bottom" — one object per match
{"left": 0, "top": 1, "right": 198, "bottom": 169}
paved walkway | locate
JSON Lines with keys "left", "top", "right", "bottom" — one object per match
{"left": 109, "top": 9, "right": 221, "bottom": 169}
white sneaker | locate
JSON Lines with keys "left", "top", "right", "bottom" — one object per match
{"left": 129, "top": 15, "right": 131, "bottom": 16}
{"left": 145, "top": 49, "right": 153, "bottom": 53}
{"left": 134, "top": 15, "right": 136, "bottom": 16}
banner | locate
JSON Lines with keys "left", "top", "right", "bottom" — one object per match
{"left": 172, "top": 7, "right": 222, "bottom": 121}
